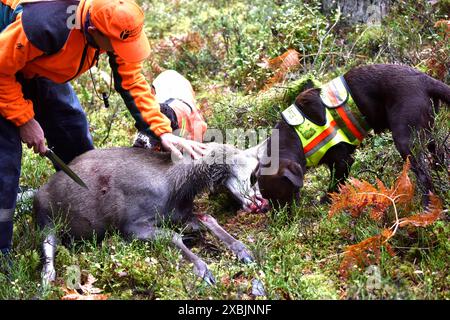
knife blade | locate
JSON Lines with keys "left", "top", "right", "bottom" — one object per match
{"left": 44, "top": 149, "right": 89, "bottom": 190}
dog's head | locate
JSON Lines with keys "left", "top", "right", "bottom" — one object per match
{"left": 253, "top": 86, "right": 326, "bottom": 208}
{"left": 295, "top": 88, "right": 326, "bottom": 126}
{"left": 257, "top": 158, "right": 303, "bottom": 209}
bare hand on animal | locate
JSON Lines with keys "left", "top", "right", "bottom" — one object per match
{"left": 160, "top": 132, "right": 207, "bottom": 160}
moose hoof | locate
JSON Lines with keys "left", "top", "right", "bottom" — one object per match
{"left": 237, "top": 248, "right": 255, "bottom": 264}
{"left": 232, "top": 242, "right": 255, "bottom": 264}
{"left": 194, "top": 263, "right": 216, "bottom": 286}
{"left": 202, "top": 269, "right": 217, "bottom": 286}
{"left": 41, "top": 266, "right": 56, "bottom": 286}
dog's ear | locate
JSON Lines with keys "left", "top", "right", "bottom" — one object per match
{"left": 281, "top": 161, "right": 303, "bottom": 188}
{"left": 300, "top": 79, "right": 315, "bottom": 92}
{"left": 295, "top": 88, "right": 326, "bottom": 126}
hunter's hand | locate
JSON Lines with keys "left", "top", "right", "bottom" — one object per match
{"left": 19, "top": 118, "right": 47, "bottom": 156}
{"left": 160, "top": 133, "right": 207, "bottom": 160}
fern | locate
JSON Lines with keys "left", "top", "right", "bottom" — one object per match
{"left": 329, "top": 158, "right": 444, "bottom": 279}
{"left": 257, "top": 49, "right": 301, "bottom": 90}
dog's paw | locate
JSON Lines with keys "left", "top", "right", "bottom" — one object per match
{"left": 319, "top": 194, "right": 332, "bottom": 205}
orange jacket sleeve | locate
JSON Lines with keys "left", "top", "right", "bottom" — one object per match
{"left": 0, "top": 14, "right": 43, "bottom": 126}
{"left": 108, "top": 53, "right": 172, "bottom": 138}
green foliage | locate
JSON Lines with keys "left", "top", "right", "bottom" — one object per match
{"left": 6, "top": 0, "right": 449, "bottom": 300}
{"left": 410, "top": 110, "right": 450, "bottom": 207}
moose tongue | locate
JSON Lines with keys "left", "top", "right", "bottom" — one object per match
{"left": 249, "top": 198, "right": 270, "bottom": 214}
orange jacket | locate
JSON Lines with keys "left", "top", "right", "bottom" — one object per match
{"left": 0, "top": 0, "right": 172, "bottom": 138}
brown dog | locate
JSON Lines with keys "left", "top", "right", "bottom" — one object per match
{"left": 257, "top": 64, "right": 450, "bottom": 207}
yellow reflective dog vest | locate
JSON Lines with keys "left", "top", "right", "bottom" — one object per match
{"left": 282, "top": 76, "right": 371, "bottom": 167}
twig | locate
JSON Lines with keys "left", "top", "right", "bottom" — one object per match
{"left": 392, "top": 246, "right": 436, "bottom": 250}
{"left": 316, "top": 252, "right": 346, "bottom": 263}
{"left": 301, "top": 51, "right": 368, "bottom": 60}
{"left": 347, "top": 25, "right": 372, "bottom": 60}
{"left": 356, "top": 192, "right": 405, "bottom": 241}
{"left": 354, "top": 169, "right": 384, "bottom": 180}
{"left": 313, "top": 8, "right": 342, "bottom": 67}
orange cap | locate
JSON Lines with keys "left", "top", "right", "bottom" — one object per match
{"left": 90, "top": 0, "right": 150, "bottom": 63}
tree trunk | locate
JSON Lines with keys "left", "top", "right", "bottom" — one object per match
{"left": 322, "top": 0, "right": 391, "bottom": 25}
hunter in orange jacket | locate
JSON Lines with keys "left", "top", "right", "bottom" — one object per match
{"left": 0, "top": 0, "right": 171, "bottom": 136}
{"left": 0, "top": 0, "right": 206, "bottom": 256}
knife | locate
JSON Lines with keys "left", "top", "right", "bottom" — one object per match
{"left": 44, "top": 149, "right": 89, "bottom": 190}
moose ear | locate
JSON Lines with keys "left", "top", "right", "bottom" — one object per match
{"left": 281, "top": 161, "right": 304, "bottom": 188}
{"left": 244, "top": 139, "right": 269, "bottom": 162}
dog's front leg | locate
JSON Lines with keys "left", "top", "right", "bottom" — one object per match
{"left": 323, "top": 156, "right": 355, "bottom": 203}
{"left": 329, "top": 160, "right": 353, "bottom": 191}
{"left": 195, "top": 214, "right": 254, "bottom": 264}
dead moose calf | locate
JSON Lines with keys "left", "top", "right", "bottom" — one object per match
{"left": 34, "top": 143, "right": 267, "bottom": 285}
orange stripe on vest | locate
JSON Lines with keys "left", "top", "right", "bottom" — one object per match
{"left": 304, "top": 120, "right": 338, "bottom": 154}
{"left": 326, "top": 85, "right": 364, "bottom": 141}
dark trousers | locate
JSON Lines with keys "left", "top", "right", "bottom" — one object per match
{"left": 0, "top": 77, "right": 94, "bottom": 253}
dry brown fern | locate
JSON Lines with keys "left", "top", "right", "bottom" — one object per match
{"left": 257, "top": 49, "right": 301, "bottom": 91}
{"left": 329, "top": 159, "right": 443, "bottom": 279}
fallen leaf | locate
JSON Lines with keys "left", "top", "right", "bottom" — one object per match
{"left": 60, "top": 272, "right": 109, "bottom": 300}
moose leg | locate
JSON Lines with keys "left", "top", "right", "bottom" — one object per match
{"left": 195, "top": 214, "right": 254, "bottom": 264}
{"left": 41, "top": 233, "right": 57, "bottom": 286}
{"left": 125, "top": 223, "right": 216, "bottom": 285}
